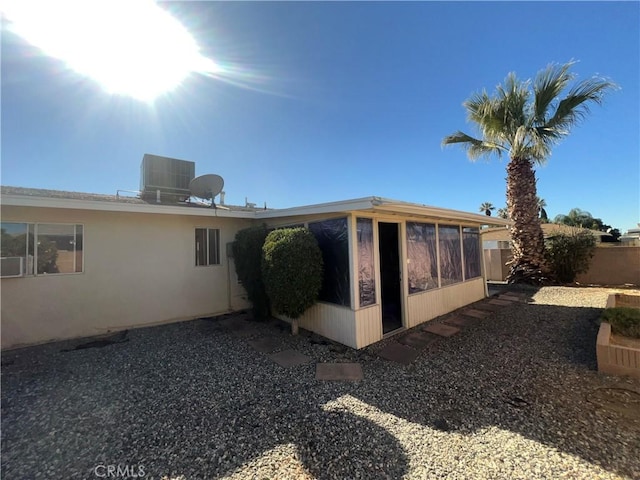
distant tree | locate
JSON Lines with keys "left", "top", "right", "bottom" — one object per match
{"left": 604, "top": 228, "right": 621, "bottom": 242}
{"left": 479, "top": 202, "right": 495, "bottom": 216}
{"left": 443, "top": 62, "right": 615, "bottom": 284}
{"left": 497, "top": 207, "right": 509, "bottom": 219}
{"left": 537, "top": 197, "right": 549, "bottom": 221}
{"left": 554, "top": 207, "right": 620, "bottom": 241}
{"left": 554, "top": 208, "right": 595, "bottom": 227}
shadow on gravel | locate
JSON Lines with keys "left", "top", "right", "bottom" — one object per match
{"left": 1, "top": 320, "right": 410, "bottom": 480}
{"left": 351, "top": 301, "right": 640, "bottom": 479}
{"left": 2, "top": 297, "right": 639, "bottom": 479}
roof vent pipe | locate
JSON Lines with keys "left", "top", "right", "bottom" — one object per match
{"left": 156, "top": 189, "right": 161, "bottom": 203}
{"left": 220, "top": 191, "right": 225, "bottom": 205}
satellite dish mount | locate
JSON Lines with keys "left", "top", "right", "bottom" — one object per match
{"left": 189, "top": 174, "right": 225, "bottom": 208}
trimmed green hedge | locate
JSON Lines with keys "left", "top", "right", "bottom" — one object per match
{"left": 602, "top": 307, "right": 640, "bottom": 339}
{"left": 232, "top": 225, "right": 270, "bottom": 319}
{"left": 262, "top": 228, "right": 323, "bottom": 320}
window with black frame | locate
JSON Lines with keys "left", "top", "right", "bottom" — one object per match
{"left": 308, "top": 217, "right": 351, "bottom": 307}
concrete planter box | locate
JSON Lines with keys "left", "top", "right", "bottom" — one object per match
{"left": 596, "top": 294, "right": 640, "bottom": 379}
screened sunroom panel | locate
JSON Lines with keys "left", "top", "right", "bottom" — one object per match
{"left": 407, "top": 222, "right": 438, "bottom": 293}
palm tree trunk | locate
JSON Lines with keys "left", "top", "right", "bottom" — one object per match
{"left": 506, "top": 157, "right": 548, "bottom": 284}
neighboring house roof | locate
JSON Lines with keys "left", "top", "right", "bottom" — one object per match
{"left": 1, "top": 186, "right": 511, "bottom": 226}
{"left": 481, "top": 223, "right": 612, "bottom": 242}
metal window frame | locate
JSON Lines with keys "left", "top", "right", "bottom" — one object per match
{"left": 195, "top": 227, "right": 221, "bottom": 267}
{"left": 1, "top": 221, "right": 85, "bottom": 277}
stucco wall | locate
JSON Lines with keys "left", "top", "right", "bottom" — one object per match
{"left": 1, "top": 206, "right": 252, "bottom": 348}
{"left": 576, "top": 246, "right": 640, "bottom": 286}
{"left": 483, "top": 246, "right": 640, "bottom": 286}
{"left": 483, "top": 249, "right": 511, "bottom": 281}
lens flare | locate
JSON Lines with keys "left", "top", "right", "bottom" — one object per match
{"left": 2, "top": 0, "right": 221, "bottom": 101}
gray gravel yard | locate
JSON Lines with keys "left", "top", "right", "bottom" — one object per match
{"left": 2, "top": 286, "right": 640, "bottom": 480}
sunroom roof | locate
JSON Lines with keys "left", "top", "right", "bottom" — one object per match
{"left": 256, "top": 196, "right": 511, "bottom": 226}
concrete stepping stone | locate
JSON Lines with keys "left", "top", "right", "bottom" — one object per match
{"left": 500, "top": 294, "right": 527, "bottom": 302}
{"left": 267, "top": 349, "right": 311, "bottom": 368}
{"left": 461, "top": 308, "right": 490, "bottom": 319}
{"left": 397, "top": 331, "right": 439, "bottom": 349}
{"left": 378, "top": 343, "right": 420, "bottom": 365}
{"left": 316, "top": 363, "right": 363, "bottom": 381}
{"left": 489, "top": 299, "right": 513, "bottom": 306}
{"left": 422, "top": 323, "right": 461, "bottom": 337}
{"left": 248, "top": 336, "right": 285, "bottom": 354}
{"left": 475, "top": 302, "right": 502, "bottom": 312}
{"left": 444, "top": 315, "right": 476, "bottom": 328}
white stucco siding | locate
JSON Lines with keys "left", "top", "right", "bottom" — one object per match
{"left": 1, "top": 206, "right": 251, "bottom": 348}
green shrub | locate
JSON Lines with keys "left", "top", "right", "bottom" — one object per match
{"left": 544, "top": 230, "right": 596, "bottom": 283}
{"left": 232, "top": 225, "right": 270, "bottom": 319}
{"left": 602, "top": 307, "right": 640, "bottom": 339}
{"left": 262, "top": 228, "right": 323, "bottom": 320}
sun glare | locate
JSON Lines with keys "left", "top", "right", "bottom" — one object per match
{"left": 2, "top": 0, "right": 220, "bottom": 101}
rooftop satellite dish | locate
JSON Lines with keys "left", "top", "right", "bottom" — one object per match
{"left": 189, "top": 174, "right": 224, "bottom": 201}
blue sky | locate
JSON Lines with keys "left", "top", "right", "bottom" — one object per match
{"left": 2, "top": 1, "right": 639, "bottom": 231}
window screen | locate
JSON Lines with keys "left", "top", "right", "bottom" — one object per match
{"left": 308, "top": 217, "right": 351, "bottom": 307}
{"left": 407, "top": 222, "right": 438, "bottom": 293}
{"left": 438, "top": 225, "right": 462, "bottom": 286}
{"left": 357, "top": 218, "right": 376, "bottom": 307}
{"left": 463, "top": 227, "right": 481, "bottom": 279}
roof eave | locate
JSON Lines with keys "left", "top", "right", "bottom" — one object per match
{"left": 0, "top": 194, "right": 256, "bottom": 218}
{"left": 255, "top": 196, "right": 512, "bottom": 225}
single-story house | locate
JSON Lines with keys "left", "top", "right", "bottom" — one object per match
{"left": 1, "top": 159, "right": 509, "bottom": 350}
{"left": 620, "top": 226, "right": 640, "bottom": 246}
{"left": 482, "top": 223, "right": 612, "bottom": 249}
{"left": 482, "top": 224, "right": 618, "bottom": 283}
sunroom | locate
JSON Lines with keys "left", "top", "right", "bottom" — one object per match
{"left": 257, "top": 197, "right": 510, "bottom": 349}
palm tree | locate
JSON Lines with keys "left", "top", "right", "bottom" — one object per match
{"left": 479, "top": 202, "right": 495, "bottom": 216}
{"left": 554, "top": 208, "right": 594, "bottom": 228}
{"left": 497, "top": 207, "right": 509, "bottom": 219}
{"left": 537, "top": 197, "right": 548, "bottom": 221}
{"left": 443, "top": 62, "right": 615, "bottom": 283}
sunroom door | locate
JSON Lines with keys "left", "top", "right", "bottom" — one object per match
{"left": 378, "top": 222, "right": 403, "bottom": 334}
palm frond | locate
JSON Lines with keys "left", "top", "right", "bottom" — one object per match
{"left": 544, "top": 76, "right": 617, "bottom": 132}
{"left": 532, "top": 62, "right": 575, "bottom": 124}
{"left": 467, "top": 142, "right": 504, "bottom": 160}
{"left": 492, "top": 72, "right": 530, "bottom": 142}
{"left": 464, "top": 93, "right": 507, "bottom": 142}
{"left": 441, "top": 131, "right": 482, "bottom": 146}
{"left": 441, "top": 131, "right": 505, "bottom": 160}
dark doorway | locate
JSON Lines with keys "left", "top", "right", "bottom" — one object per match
{"left": 378, "top": 222, "right": 403, "bottom": 334}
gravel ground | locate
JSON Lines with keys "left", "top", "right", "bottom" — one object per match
{"left": 2, "top": 286, "right": 640, "bottom": 480}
